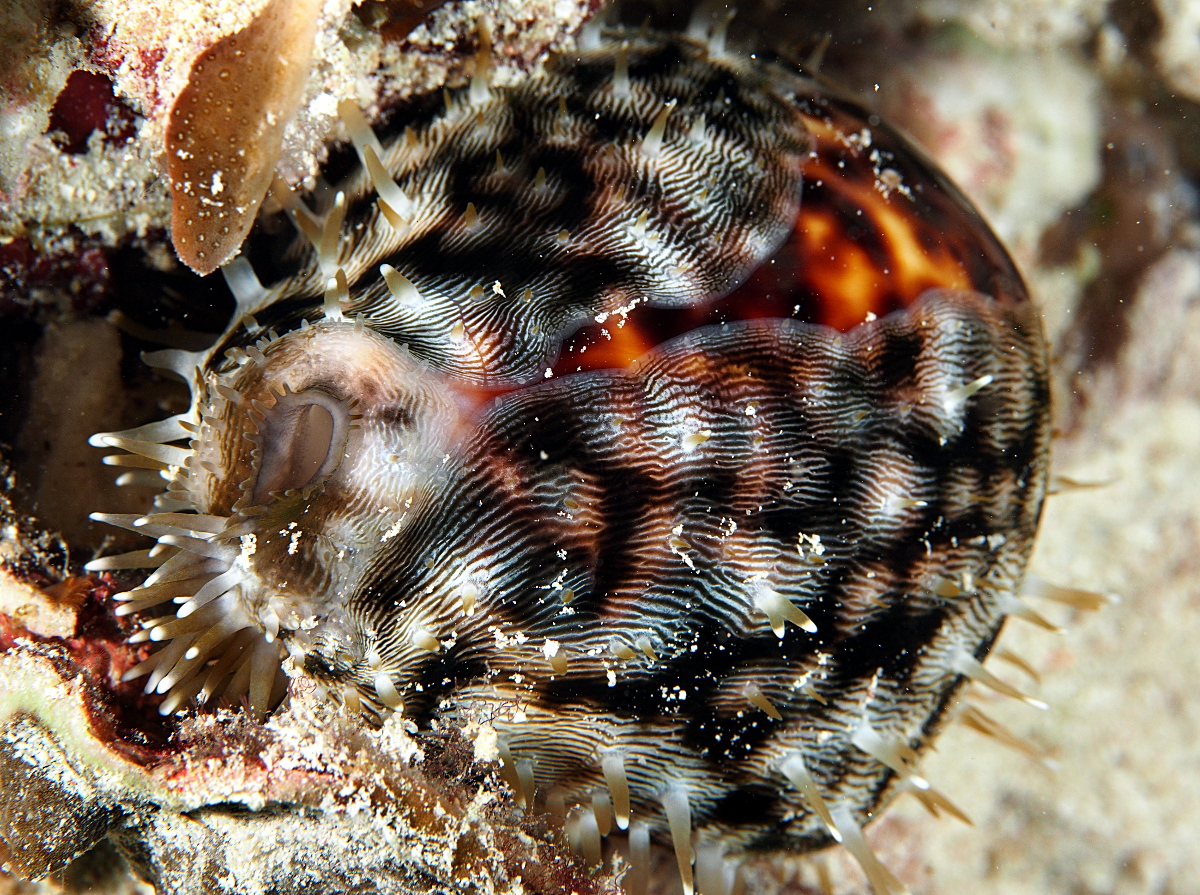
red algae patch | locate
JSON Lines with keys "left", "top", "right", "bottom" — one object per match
{"left": 46, "top": 71, "right": 137, "bottom": 155}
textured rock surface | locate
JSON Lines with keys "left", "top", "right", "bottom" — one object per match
{"left": 0, "top": 714, "right": 120, "bottom": 880}
{"left": 0, "top": 0, "right": 598, "bottom": 303}
{"left": 0, "top": 613, "right": 608, "bottom": 894}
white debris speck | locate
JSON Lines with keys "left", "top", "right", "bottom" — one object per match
{"left": 669, "top": 524, "right": 696, "bottom": 570}
{"left": 381, "top": 517, "right": 405, "bottom": 542}
{"left": 310, "top": 92, "right": 338, "bottom": 118}
{"left": 472, "top": 723, "right": 499, "bottom": 762}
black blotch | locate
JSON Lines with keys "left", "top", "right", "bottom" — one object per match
{"left": 872, "top": 329, "right": 922, "bottom": 390}
{"left": 588, "top": 467, "right": 661, "bottom": 608}
{"left": 831, "top": 601, "right": 947, "bottom": 685}
{"left": 710, "top": 786, "right": 782, "bottom": 830}
{"left": 374, "top": 402, "right": 414, "bottom": 429}
{"left": 407, "top": 650, "right": 490, "bottom": 719}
